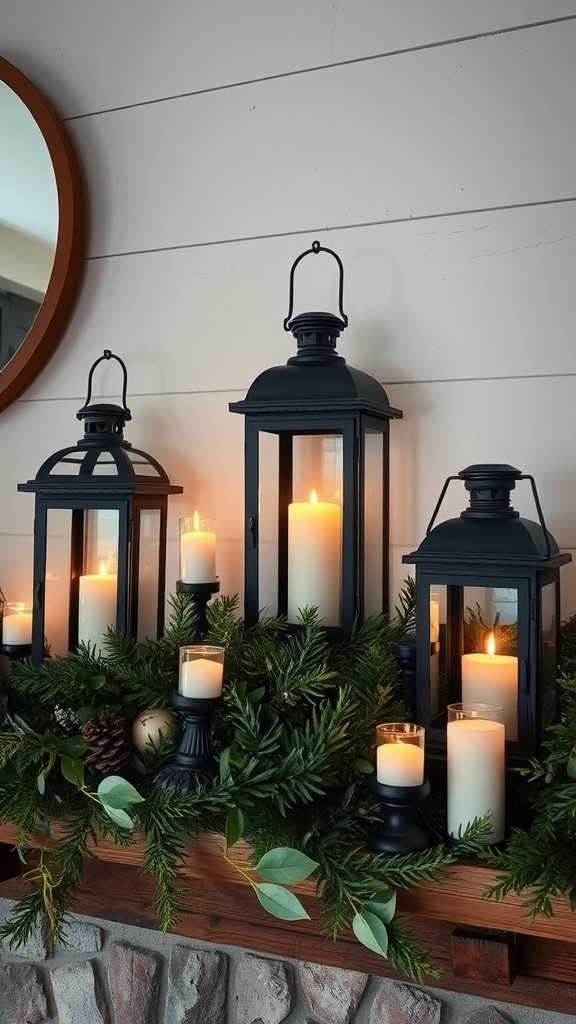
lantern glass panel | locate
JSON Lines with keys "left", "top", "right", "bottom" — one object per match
{"left": 461, "top": 585, "right": 519, "bottom": 743}
{"left": 257, "top": 429, "right": 280, "bottom": 616}
{"left": 292, "top": 434, "right": 343, "bottom": 503}
{"left": 45, "top": 508, "right": 72, "bottom": 657}
{"left": 289, "top": 433, "right": 343, "bottom": 628}
{"left": 364, "top": 430, "right": 384, "bottom": 615}
{"left": 541, "top": 581, "right": 559, "bottom": 730}
{"left": 83, "top": 509, "right": 119, "bottom": 574}
{"left": 137, "top": 508, "right": 161, "bottom": 641}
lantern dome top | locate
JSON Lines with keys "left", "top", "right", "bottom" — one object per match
{"left": 403, "top": 463, "right": 571, "bottom": 570}
{"left": 232, "top": 341, "right": 402, "bottom": 420}
{"left": 18, "top": 351, "right": 183, "bottom": 497}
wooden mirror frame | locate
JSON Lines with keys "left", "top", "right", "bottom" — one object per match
{"left": 0, "top": 57, "right": 84, "bottom": 413}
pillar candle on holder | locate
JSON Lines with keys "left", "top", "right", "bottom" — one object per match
{"left": 375, "top": 723, "right": 425, "bottom": 787}
{"left": 2, "top": 602, "right": 33, "bottom": 646}
{"left": 178, "top": 644, "right": 225, "bottom": 698}
{"left": 287, "top": 490, "right": 341, "bottom": 625}
{"left": 180, "top": 512, "right": 217, "bottom": 584}
{"left": 462, "top": 633, "right": 518, "bottom": 741}
{"left": 78, "top": 561, "right": 117, "bottom": 653}
{"left": 447, "top": 702, "right": 505, "bottom": 844}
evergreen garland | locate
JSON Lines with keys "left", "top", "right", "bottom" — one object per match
{"left": 483, "top": 616, "right": 576, "bottom": 915}
{"left": 0, "top": 587, "right": 502, "bottom": 978}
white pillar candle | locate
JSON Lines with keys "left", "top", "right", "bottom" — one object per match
{"left": 78, "top": 564, "right": 117, "bottom": 654}
{"left": 447, "top": 713, "right": 505, "bottom": 843}
{"left": 287, "top": 491, "right": 341, "bottom": 625}
{"left": 2, "top": 605, "right": 33, "bottom": 645}
{"left": 180, "top": 512, "right": 216, "bottom": 584}
{"left": 462, "top": 634, "right": 518, "bottom": 741}
{"left": 377, "top": 742, "right": 425, "bottom": 786}
{"left": 179, "top": 657, "right": 223, "bottom": 698}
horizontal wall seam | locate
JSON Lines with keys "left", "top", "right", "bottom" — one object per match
{"left": 64, "top": 15, "right": 576, "bottom": 123}
{"left": 16, "top": 371, "right": 576, "bottom": 407}
{"left": 85, "top": 195, "right": 576, "bottom": 263}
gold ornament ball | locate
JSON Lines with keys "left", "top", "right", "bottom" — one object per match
{"left": 132, "top": 708, "right": 177, "bottom": 752}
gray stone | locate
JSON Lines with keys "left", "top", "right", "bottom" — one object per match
{"left": 0, "top": 922, "right": 47, "bottom": 961}
{"left": 369, "top": 980, "right": 442, "bottom": 1024}
{"left": 234, "top": 955, "right": 292, "bottom": 1024}
{"left": 300, "top": 961, "right": 368, "bottom": 1024}
{"left": 165, "top": 944, "right": 227, "bottom": 1024}
{"left": 60, "top": 920, "right": 103, "bottom": 952}
{"left": 51, "top": 959, "right": 106, "bottom": 1024}
{"left": 458, "top": 1010, "right": 512, "bottom": 1024}
{"left": 0, "top": 964, "right": 48, "bottom": 1024}
{"left": 108, "top": 942, "right": 162, "bottom": 1024}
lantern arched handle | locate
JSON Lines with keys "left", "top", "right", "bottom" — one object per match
{"left": 283, "top": 240, "right": 348, "bottom": 331}
{"left": 83, "top": 350, "right": 131, "bottom": 417}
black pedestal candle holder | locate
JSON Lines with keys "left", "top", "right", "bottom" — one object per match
{"left": 368, "top": 777, "right": 432, "bottom": 854}
{"left": 155, "top": 691, "right": 221, "bottom": 792}
{"left": 176, "top": 580, "right": 220, "bottom": 639}
{"left": 0, "top": 641, "right": 32, "bottom": 662}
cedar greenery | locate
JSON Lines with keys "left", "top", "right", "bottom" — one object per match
{"left": 1, "top": 585, "right": 570, "bottom": 980}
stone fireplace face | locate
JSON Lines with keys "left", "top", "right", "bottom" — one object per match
{"left": 0, "top": 901, "right": 574, "bottom": 1024}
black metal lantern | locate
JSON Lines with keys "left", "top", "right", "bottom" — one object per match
{"left": 230, "top": 240, "right": 402, "bottom": 638}
{"left": 402, "top": 464, "right": 571, "bottom": 761}
{"left": 18, "top": 351, "right": 183, "bottom": 665}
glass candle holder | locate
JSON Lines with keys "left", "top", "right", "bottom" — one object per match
{"left": 447, "top": 702, "right": 505, "bottom": 844}
{"left": 178, "top": 645, "right": 225, "bottom": 698}
{"left": 179, "top": 514, "right": 217, "bottom": 584}
{"left": 375, "top": 722, "right": 425, "bottom": 787}
{"left": 1, "top": 601, "right": 33, "bottom": 648}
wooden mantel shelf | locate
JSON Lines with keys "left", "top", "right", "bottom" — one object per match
{"left": 0, "top": 823, "right": 574, "bottom": 1014}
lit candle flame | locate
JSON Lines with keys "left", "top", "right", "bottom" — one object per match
{"left": 193, "top": 510, "right": 200, "bottom": 532}
{"left": 486, "top": 632, "right": 496, "bottom": 657}
{"left": 309, "top": 490, "right": 318, "bottom": 504}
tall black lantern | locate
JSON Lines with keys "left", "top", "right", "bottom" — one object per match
{"left": 230, "top": 241, "right": 402, "bottom": 638}
{"left": 402, "top": 464, "right": 571, "bottom": 760}
{"left": 18, "top": 351, "right": 183, "bottom": 665}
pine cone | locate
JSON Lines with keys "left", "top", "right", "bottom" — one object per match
{"left": 81, "top": 711, "right": 132, "bottom": 773}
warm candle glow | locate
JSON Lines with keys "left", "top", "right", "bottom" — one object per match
{"left": 78, "top": 562, "right": 117, "bottom": 655}
{"left": 461, "top": 633, "right": 518, "bottom": 741}
{"left": 287, "top": 488, "right": 342, "bottom": 626}
{"left": 180, "top": 513, "right": 217, "bottom": 584}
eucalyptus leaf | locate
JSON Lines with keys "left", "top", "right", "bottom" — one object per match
{"left": 352, "top": 910, "right": 389, "bottom": 958}
{"left": 60, "top": 755, "right": 85, "bottom": 789}
{"left": 364, "top": 889, "right": 397, "bottom": 925}
{"left": 36, "top": 773, "right": 46, "bottom": 795}
{"left": 89, "top": 675, "right": 107, "bottom": 691}
{"left": 254, "top": 883, "right": 310, "bottom": 921}
{"left": 97, "top": 776, "right": 145, "bottom": 809}
{"left": 101, "top": 804, "right": 134, "bottom": 830}
{"left": 225, "top": 807, "right": 244, "bottom": 849}
{"left": 353, "top": 757, "right": 374, "bottom": 774}
{"left": 566, "top": 757, "right": 576, "bottom": 781}
{"left": 60, "top": 736, "right": 88, "bottom": 757}
{"left": 247, "top": 686, "right": 266, "bottom": 704}
{"left": 256, "top": 847, "right": 318, "bottom": 884}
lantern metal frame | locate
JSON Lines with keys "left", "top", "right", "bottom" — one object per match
{"left": 403, "top": 464, "right": 571, "bottom": 761}
{"left": 230, "top": 241, "right": 402, "bottom": 639}
{"left": 18, "top": 351, "right": 183, "bottom": 665}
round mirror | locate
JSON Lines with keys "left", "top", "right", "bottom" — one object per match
{"left": 0, "top": 57, "right": 84, "bottom": 413}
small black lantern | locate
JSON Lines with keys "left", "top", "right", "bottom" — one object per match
{"left": 402, "top": 464, "right": 571, "bottom": 761}
{"left": 230, "top": 241, "right": 402, "bottom": 638}
{"left": 18, "top": 351, "right": 183, "bottom": 665}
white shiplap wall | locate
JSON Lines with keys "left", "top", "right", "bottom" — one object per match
{"left": 2, "top": 1, "right": 576, "bottom": 621}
